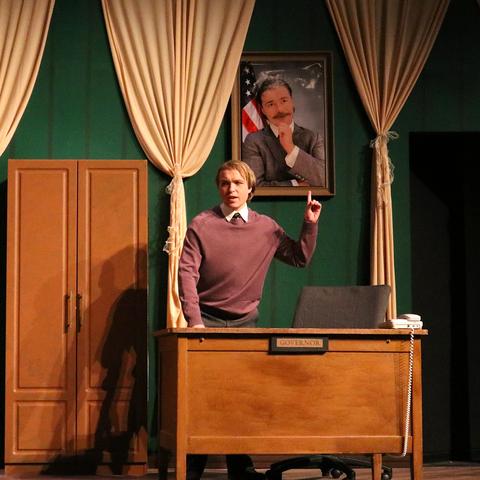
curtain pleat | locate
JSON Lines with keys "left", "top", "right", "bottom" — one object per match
{"left": 0, "top": 0, "right": 55, "bottom": 156}
{"left": 326, "top": 0, "right": 449, "bottom": 319}
{"left": 102, "top": 0, "right": 255, "bottom": 327}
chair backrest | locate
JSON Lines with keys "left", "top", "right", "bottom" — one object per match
{"left": 292, "top": 285, "right": 391, "bottom": 328}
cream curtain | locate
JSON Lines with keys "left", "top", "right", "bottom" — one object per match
{"left": 0, "top": 0, "right": 55, "bottom": 156}
{"left": 326, "top": 0, "right": 449, "bottom": 319}
{"left": 102, "top": 0, "right": 255, "bottom": 327}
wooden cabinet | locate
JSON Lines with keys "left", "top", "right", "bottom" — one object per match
{"left": 5, "top": 160, "right": 148, "bottom": 474}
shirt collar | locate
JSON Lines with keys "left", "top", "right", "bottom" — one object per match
{"left": 268, "top": 121, "right": 294, "bottom": 137}
{"left": 220, "top": 203, "right": 249, "bottom": 222}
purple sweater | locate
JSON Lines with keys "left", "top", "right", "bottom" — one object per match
{"left": 178, "top": 205, "right": 318, "bottom": 326}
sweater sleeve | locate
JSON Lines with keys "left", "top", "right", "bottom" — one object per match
{"left": 178, "top": 226, "right": 204, "bottom": 326}
{"left": 274, "top": 221, "right": 318, "bottom": 267}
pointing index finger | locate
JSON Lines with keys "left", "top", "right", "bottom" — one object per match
{"left": 307, "top": 190, "right": 312, "bottom": 204}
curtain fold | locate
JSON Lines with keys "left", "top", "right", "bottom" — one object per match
{"left": 102, "top": 0, "right": 255, "bottom": 327}
{"left": 0, "top": 0, "right": 55, "bottom": 156}
{"left": 326, "top": 0, "right": 449, "bottom": 319}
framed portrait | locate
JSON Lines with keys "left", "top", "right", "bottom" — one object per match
{"left": 231, "top": 51, "right": 335, "bottom": 197}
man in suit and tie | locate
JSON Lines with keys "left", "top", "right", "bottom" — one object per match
{"left": 242, "top": 78, "right": 325, "bottom": 187}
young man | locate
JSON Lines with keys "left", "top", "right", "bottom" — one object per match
{"left": 179, "top": 159, "right": 321, "bottom": 328}
{"left": 242, "top": 78, "right": 325, "bottom": 187}
{"left": 178, "top": 160, "right": 321, "bottom": 479}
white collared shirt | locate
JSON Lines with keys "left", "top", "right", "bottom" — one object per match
{"left": 268, "top": 121, "right": 294, "bottom": 137}
{"left": 220, "top": 203, "right": 249, "bottom": 223}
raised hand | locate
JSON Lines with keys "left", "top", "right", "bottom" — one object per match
{"left": 304, "top": 190, "right": 322, "bottom": 224}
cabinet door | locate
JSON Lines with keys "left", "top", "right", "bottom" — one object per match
{"left": 76, "top": 161, "right": 147, "bottom": 465}
{"left": 5, "top": 160, "right": 78, "bottom": 463}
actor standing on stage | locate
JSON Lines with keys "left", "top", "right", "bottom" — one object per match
{"left": 178, "top": 160, "right": 321, "bottom": 479}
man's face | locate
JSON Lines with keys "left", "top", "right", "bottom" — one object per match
{"left": 260, "top": 85, "right": 295, "bottom": 127}
{"left": 217, "top": 168, "right": 252, "bottom": 210}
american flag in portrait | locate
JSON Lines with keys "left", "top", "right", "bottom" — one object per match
{"left": 240, "top": 61, "right": 264, "bottom": 141}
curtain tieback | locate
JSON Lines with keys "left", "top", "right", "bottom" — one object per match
{"left": 369, "top": 130, "right": 399, "bottom": 149}
{"left": 165, "top": 165, "right": 183, "bottom": 195}
{"left": 370, "top": 131, "right": 399, "bottom": 206}
{"left": 163, "top": 225, "right": 178, "bottom": 255}
{"left": 164, "top": 165, "right": 184, "bottom": 256}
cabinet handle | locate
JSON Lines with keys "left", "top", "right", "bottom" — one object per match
{"left": 76, "top": 293, "right": 83, "bottom": 332}
{"left": 64, "top": 292, "right": 72, "bottom": 332}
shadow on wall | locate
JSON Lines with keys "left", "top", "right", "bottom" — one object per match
{"left": 43, "top": 247, "right": 147, "bottom": 474}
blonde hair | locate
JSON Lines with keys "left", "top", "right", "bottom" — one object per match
{"left": 215, "top": 160, "right": 256, "bottom": 201}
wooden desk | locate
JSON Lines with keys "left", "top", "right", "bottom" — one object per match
{"left": 154, "top": 328, "right": 426, "bottom": 480}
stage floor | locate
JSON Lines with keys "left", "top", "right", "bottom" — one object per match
{"left": 2, "top": 464, "right": 480, "bottom": 479}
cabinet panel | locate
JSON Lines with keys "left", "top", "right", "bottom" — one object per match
{"left": 76, "top": 161, "right": 147, "bottom": 462}
{"left": 5, "top": 160, "right": 148, "bottom": 471}
{"left": 5, "top": 161, "right": 78, "bottom": 462}
{"left": 16, "top": 401, "right": 67, "bottom": 451}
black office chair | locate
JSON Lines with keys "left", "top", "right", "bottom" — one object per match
{"left": 265, "top": 285, "right": 392, "bottom": 480}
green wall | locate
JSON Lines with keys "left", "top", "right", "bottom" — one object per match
{"left": 3, "top": 0, "right": 478, "bottom": 460}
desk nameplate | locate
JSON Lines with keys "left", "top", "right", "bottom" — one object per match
{"left": 269, "top": 336, "right": 328, "bottom": 353}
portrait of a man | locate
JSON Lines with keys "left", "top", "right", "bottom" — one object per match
{"left": 233, "top": 53, "right": 334, "bottom": 196}
{"left": 242, "top": 77, "right": 325, "bottom": 187}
